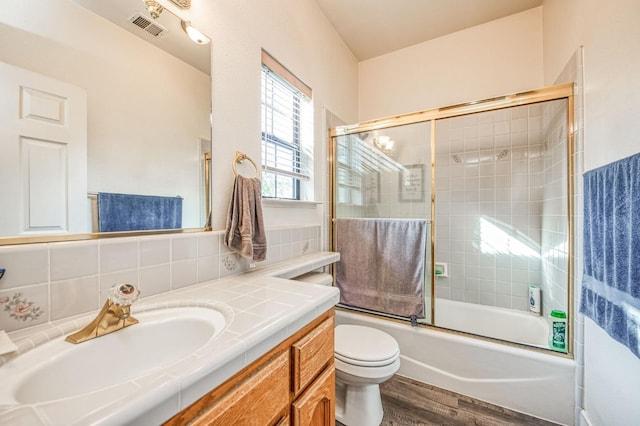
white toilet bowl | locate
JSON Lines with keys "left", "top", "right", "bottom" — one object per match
{"left": 334, "top": 324, "right": 400, "bottom": 426}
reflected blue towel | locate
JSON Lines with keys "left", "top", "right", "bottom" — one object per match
{"left": 580, "top": 152, "right": 640, "bottom": 359}
{"left": 97, "top": 192, "right": 182, "bottom": 232}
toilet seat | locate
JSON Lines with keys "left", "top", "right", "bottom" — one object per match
{"left": 335, "top": 325, "right": 399, "bottom": 367}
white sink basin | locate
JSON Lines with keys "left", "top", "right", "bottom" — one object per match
{"left": 0, "top": 304, "right": 230, "bottom": 405}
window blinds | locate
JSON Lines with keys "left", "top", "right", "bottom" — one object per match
{"left": 261, "top": 51, "right": 312, "bottom": 185}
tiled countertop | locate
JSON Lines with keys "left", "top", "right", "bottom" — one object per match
{"left": 0, "top": 251, "right": 340, "bottom": 425}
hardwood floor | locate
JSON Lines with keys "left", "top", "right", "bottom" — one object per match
{"left": 338, "top": 375, "right": 559, "bottom": 426}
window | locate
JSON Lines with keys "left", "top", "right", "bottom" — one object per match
{"left": 261, "top": 50, "right": 313, "bottom": 200}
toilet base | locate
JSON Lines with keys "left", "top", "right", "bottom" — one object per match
{"left": 335, "top": 380, "right": 383, "bottom": 426}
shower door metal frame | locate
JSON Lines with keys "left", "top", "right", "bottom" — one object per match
{"left": 329, "top": 82, "right": 575, "bottom": 357}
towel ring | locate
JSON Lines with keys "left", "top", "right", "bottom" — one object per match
{"left": 233, "top": 151, "right": 259, "bottom": 178}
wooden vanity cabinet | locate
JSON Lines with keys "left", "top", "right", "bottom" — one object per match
{"left": 290, "top": 314, "right": 335, "bottom": 426}
{"left": 291, "top": 366, "right": 335, "bottom": 426}
{"left": 165, "top": 309, "right": 335, "bottom": 426}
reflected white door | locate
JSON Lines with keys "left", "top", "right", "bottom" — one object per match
{"left": 0, "top": 61, "right": 87, "bottom": 237}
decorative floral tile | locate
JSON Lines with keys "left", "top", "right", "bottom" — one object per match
{"left": 0, "top": 287, "right": 47, "bottom": 332}
{"left": 222, "top": 254, "right": 238, "bottom": 272}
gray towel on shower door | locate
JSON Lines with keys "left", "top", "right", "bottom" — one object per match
{"left": 335, "top": 218, "right": 427, "bottom": 318}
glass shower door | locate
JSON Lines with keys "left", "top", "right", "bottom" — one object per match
{"left": 432, "top": 99, "right": 571, "bottom": 349}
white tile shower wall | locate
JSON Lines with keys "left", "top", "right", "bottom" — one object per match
{"left": 435, "top": 105, "right": 545, "bottom": 311}
{"left": 0, "top": 224, "right": 320, "bottom": 332}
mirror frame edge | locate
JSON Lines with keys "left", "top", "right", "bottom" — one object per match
{"left": 0, "top": 227, "right": 210, "bottom": 246}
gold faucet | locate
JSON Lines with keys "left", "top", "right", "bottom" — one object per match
{"left": 65, "top": 283, "right": 140, "bottom": 344}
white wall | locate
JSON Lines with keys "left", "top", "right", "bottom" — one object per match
{"left": 544, "top": 0, "right": 640, "bottom": 170}
{"left": 358, "top": 7, "right": 544, "bottom": 121}
{"left": 543, "top": 0, "right": 640, "bottom": 424}
{"left": 184, "top": 0, "right": 359, "bottom": 231}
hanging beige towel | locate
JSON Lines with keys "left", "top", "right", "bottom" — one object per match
{"left": 224, "top": 175, "right": 267, "bottom": 261}
{"left": 335, "top": 218, "right": 426, "bottom": 318}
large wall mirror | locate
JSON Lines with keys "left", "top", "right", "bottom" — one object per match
{"left": 0, "top": 0, "right": 212, "bottom": 244}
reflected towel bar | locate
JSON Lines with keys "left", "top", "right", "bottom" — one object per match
{"left": 87, "top": 192, "right": 183, "bottom": 199}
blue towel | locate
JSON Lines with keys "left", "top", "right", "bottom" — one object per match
{"left": 580, "top": 152, "right": 640, "bottom": 359}
{"left": 97, "top": 192, "right": 182, "bottom": 232}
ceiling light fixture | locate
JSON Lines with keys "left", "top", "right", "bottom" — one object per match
{"left": 181, "top": 20, "right": 211, "bottom": 44}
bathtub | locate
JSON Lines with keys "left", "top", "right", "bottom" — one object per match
{"left": 434, "top": 298, "right": 550, "bottom": 347}
{"left": 335, "top": 304, "right": 575, "bottom": 425}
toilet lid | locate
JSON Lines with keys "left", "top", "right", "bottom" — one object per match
{"left": 334, "top": 325, "right": 399, "bottom": 367}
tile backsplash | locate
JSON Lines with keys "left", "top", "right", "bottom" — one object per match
{"left": 0, "top": 225, "right": 321, "bottom": 332}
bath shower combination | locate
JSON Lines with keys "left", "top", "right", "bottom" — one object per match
{"left": 329, "top": 83, "right": 575, "bottom": 425}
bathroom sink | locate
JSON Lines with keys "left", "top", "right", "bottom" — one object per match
{"left": 0, "top": 304, "right": 231, "bottom": 405}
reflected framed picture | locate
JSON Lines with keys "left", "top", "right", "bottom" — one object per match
{"left": 399, "top": 164, "right": 424, "bottom": 202}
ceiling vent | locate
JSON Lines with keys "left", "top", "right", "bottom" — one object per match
{"left": 129, "top": 13, "right": 167, "bottom": 37}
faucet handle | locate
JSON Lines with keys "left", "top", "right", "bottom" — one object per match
{"left": 109, "top": 283, "right": 140, "bottom": 306}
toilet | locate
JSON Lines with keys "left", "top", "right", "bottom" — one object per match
{"left": 334, "top": 324, "right": 400, "bottom": 426}
{"left": 293, "top": 272, "right": 401, "bottom": 425}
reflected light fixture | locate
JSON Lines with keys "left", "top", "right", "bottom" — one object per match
{"left": 169, "top": 0, "right": 191, "bottom": 8}
{"left": 144, "top": 0, "right": 164, "bottom": 19}
{"left": 181, "top": 20, "right": 211, "bottom": 44}
{"left": 374, "top": 135, "right": 396, "bottom": 157}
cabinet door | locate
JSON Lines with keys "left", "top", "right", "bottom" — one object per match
{"left": 188, "top": 351, "right": 290, "bottom": 426}
{"left": 291, "top": 316, "right": 334, "bottom": 396}
{"left": 291, "top": 366, "right": 335, "bottom": 426}
{"left": 275, "top": 414, "right": 290, "bottom": 426}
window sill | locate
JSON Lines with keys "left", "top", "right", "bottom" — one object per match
{"left": 262, "top": 199, "right": 322, "bottom": 209}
